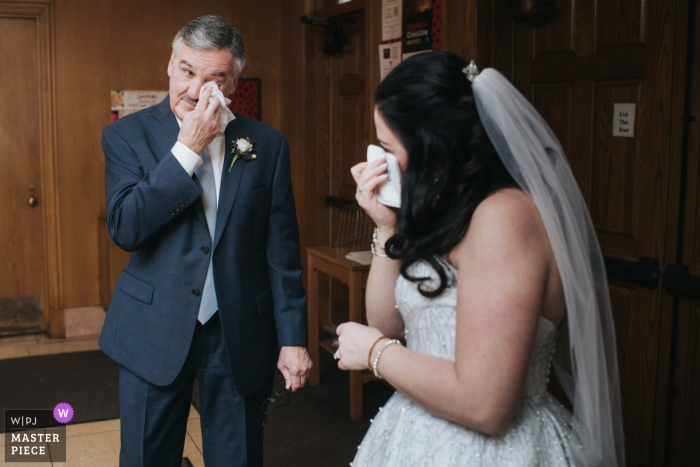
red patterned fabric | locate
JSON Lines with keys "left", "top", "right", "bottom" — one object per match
{"left": 432, "top": 0, "right": 442, "bottom": 51}
{"left": 227, "top": 79, "right": 261, "bottom": 121}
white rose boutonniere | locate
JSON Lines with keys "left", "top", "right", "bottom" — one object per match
{"left": 229, "top": 137, "right": 257, "bottom": 172}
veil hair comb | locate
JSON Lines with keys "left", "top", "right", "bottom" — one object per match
{"left": 462, "top": 60, "right": 479, "bottom": 82}
{"left": 470, "top": 64, "right": 625, "bottom": 466}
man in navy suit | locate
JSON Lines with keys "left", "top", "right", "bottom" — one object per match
{"left": 99, "top": 16, "right": 311, "bottom": 466}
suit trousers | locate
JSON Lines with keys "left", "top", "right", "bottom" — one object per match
{"left": 118, "top": 312, "right": 273, "bottom": 467}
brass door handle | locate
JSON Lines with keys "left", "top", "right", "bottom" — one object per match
{"left": 28, "top": 197, "right": 38, "bottom": 207}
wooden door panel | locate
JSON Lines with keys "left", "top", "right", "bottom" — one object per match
{"left": 534, "top": 1, "right": 578, "bottom": 57}
{"left": 608, "top": 283, "right": 660, "bottom": 448}
{"left": 532, "top": 83, "right": 574, "bottom": 154}
{"left": 596, "top": 0, "right": 644, "bottom": 51}
{"left": 591, "top": 80, "right": 643, "bottom": 258}
{"left": 0, "top": 17, "right": 45, "bottom": 300}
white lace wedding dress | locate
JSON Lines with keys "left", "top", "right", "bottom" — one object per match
{"left": 352, "top": 260, "right": 575, "bottom": 466}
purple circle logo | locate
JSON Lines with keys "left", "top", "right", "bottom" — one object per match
{"left": 53, "top": 402, "right": 74, "bottom": 424}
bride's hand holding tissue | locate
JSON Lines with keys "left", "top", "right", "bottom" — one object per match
{"left": 351, "top": 153, "right": 397, "bottom": 239}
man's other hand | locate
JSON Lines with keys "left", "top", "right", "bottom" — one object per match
{"left": 177, "top": 86, "right": 221, "bottom": 154}
{"left": 277, "top": 346, "right": 313, "bottom": 392}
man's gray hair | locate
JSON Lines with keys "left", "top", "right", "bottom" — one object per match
{"left": 172, "top": 16, "right": 246, "bottom": 75}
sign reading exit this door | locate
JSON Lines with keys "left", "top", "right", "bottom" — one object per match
{"left": 613, "top": 103, "right": 636, "bottom": 137}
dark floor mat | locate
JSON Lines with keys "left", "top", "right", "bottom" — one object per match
{"left": 0, "top": 350, "right": 120, "bottom": 432}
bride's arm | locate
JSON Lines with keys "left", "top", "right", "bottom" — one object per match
{"left": 350, "top": 160, "right": 404, "bottom": 338}
{"left": 338, "top": 191, "right": 553, "bottom": 435}
{"left": 365, "top": 226, "right": 404, "bottom": 338}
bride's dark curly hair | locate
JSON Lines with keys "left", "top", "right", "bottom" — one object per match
{"left": 376, "top": 52, "right": 516, "bottom": 297}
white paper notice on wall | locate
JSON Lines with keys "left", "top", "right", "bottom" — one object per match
{"left": 612, "top": 103, "right": 636, "bottom": 137}
{"left": 382, "top": 0, "right": 402, "bottom": 41}
{"left": 379, "top": 42, "right": 402, "bottom": 80}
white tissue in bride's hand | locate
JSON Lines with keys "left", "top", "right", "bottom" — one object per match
{"left": 199, "top": 81, "right": 232, "bottom": 133}
{"left": 366, "top": 145, "right": 401, "bottom": 208}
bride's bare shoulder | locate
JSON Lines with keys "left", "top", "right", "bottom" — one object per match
{"left": 449, "top": 188, "right": 548, "bottom": 266}
{"left": 480, "top": 187, "right": 536, "bottom": 212}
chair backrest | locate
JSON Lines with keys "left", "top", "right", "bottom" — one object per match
{"left": 333, "top": 204, "right": 375, "bottom": 251}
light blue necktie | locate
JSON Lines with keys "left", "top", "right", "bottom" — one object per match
{"left": 194, "top": 147, "right": 218, "bottom": 324}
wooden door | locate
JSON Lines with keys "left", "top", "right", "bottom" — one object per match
{"left": 653, "top": 1, "right": 700, "bottom": 464}
{"left": 0, "top": 16, "right": 46, "bottom": 335}
{"left": 502, "top": 1, "right": 676, "bottom": 464}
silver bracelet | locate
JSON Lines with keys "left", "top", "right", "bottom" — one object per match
{"left": 372, "top": 339, "right": 402, "bottom": 379}
{"left": 371, "top": 242, "right": 388, "bottom": 257}
{"left": 371, "top": 228, "right": 388, "bottom": 258}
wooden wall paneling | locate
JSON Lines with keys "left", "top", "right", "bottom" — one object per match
{"left": 489, "top": 1, "right": 513, "bottom": 77}
{"left": 366, "top": 0, "right": 382, "bottom": 143}
{"left": 50, "top": 0, "right": 288, "bottom": 313}
{"left": 97, "top": 217, "right": 110, "bottom": 310}
{"left": 332, "top": 12, "right": 367, "bottom": 202}
{"left": 328, "top": 10, "right": 367, "bottom": 326}
{"left": 443, "top": 0, "right": 464, "bottom": 57}
{"left": 315, "top": 0, "right": 366, "bottom": 19}
{"left": 444, "top": 0, "right": 492, "bottom": 69}
{"left": 304, "top": 24, "right": 333, "bottom": 324}
{"left": 279, "top": 0, "right": 314, "bottom": 286}
{"left": 0, "top": 0, "right": 63, "bottom": 337}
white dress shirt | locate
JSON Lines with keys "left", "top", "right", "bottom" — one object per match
{"left": 172, "top": 112, "right": 235, "bottom": 205}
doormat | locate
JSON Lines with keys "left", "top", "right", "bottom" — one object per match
{"left": 0, "top": 350, "right": 120, "bottom": 432}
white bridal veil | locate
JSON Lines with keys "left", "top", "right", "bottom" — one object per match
{"left": 471, "top": 68, "right": 625, "bottom": 467}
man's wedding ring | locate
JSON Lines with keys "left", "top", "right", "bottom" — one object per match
{"left": 356, "top": 186, "right": 363, "bottom": 194}
{"left": 333, "top": 350, "right": 340, "bottom": 360}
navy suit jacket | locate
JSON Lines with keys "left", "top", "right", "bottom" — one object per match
{"left": 99, "top": 97, "right": 307, "bottom": 397}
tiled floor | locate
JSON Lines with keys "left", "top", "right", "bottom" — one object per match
{"left": 0, "top": 333, "right": 205, "bottom": 466}
{"left": 0, "top": 333, "right": 102, "bottom": 360}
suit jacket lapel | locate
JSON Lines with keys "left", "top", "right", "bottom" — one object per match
{"left": 150, "top": 97, "right": 180, "bottom": 161}
{"left": 150, "top": 96, "right": 208, "bottom": 230}
{"left": 213, "top": 119, "right": 245, "bottom": 251}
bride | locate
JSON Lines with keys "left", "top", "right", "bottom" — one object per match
{"left": 335, "top": 52, "right": 625, "bottom": 466}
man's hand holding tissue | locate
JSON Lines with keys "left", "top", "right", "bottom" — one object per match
{"left": 177, "top": 86, "right": 222, "bottom": 154}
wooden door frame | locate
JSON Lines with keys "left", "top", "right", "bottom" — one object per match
{"left": 1, "top": 0, "right": 64, "bottom": 337}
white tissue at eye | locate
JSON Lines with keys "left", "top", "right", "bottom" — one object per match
{"left": 366, "top": 144, "right": 402, "bottom": 208}
{"left": 199, "top": 81, "right": 234, "bottom": 133}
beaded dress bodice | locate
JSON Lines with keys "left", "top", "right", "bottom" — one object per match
{"left": 396, "top": 261, "right": 557, "bottom": 401}
{"left": 352, "top": 260, "right": 574, "bottom": 467}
